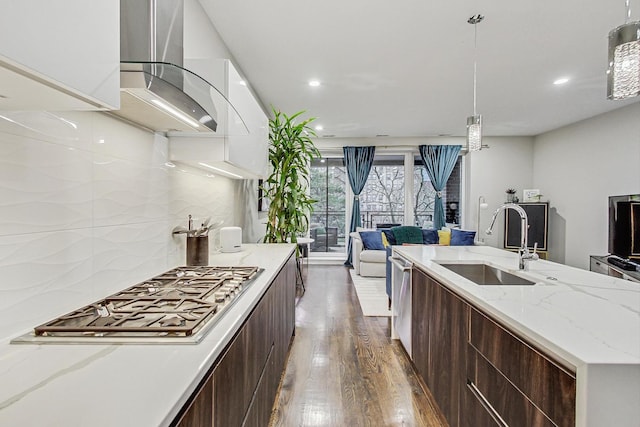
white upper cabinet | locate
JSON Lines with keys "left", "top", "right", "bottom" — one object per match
{"left": 225, "top": 61, "right": 269, "bottom": 178}
{"left": 0, "top": 0, "right": 120, "bottom": 111}
{"left": 170, "top": 59, "right": 268, "bottom": 179}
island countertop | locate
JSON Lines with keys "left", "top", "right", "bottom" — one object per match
{"left": 393, "top": 244, "right": 640, "bottom": 426}
{"left": 0, "top": 243, "right": 295, "bottom": 427}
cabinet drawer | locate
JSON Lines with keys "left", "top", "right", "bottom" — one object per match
{"left": 469, "top": 309, "right": 575, "bottom": 427}
{"left": 461, "top": 378, "right": 502, "bottom": 427}
{"left": 590, "top": 258, "right": 609, "bottom": 275}
{"left": 467, "top": 346, "right": 555, "bottom": 427}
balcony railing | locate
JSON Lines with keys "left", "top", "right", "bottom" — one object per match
{"left": 360, "top": 210, "right": 434, "bottom": 229}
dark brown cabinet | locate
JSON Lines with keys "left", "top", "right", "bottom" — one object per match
{"left": 410, "top": 267, "right": 576, "bottom": 427}
{"left": 467, "top": 308, "right": 575, "bottom": 427}
{"left": 174, "top": 255, "right": 296, "bottom": 427}
{"left": 412, "top": 268, "right": 468, "bottom": 427}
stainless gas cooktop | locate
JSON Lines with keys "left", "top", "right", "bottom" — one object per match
{"left": 12, "top": 266, "right": 261, "bottom": 345}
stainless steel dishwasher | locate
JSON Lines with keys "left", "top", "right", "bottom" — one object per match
{"left": 390, "top": 252, "right": 413, "bottom": 358}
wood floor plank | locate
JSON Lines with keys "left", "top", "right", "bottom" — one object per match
{"left": 269, "top": 265, "right": 448, "bottom": 427}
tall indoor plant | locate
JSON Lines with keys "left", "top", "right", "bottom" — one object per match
{"left": 262, "top": 108, "right": 320, "bottom": 244}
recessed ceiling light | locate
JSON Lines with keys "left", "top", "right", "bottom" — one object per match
{"left": 308, "top": 80, "right": 321, "bottom": 87}
{"left": 315, "top": 125, "right": 323, "bottom": 131}
{"left": 553, "top": 77, "right": 570, "bottom": 85}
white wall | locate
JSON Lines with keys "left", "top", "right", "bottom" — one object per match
{"left": 0, "top": 111, "right": 238, "bottom": 342}
{"left": 185, "top": 0, "right": 235, "bottom": 61}
{"left": 466, "top": 137, "right": 535, "bottom": 247}
{"left": 533, "top": 102, "right": 640, "bottom": 269}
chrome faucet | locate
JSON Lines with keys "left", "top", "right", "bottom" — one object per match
{"left": 486, "top": 203, "right": 539, "bottom": 270}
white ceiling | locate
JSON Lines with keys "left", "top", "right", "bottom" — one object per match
{"left": 200, "top": 0, "right": 640, "bottom": 139}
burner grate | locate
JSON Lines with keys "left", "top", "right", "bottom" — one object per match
{"left": 33, "top": 266, "right": 260, "bottom": 339}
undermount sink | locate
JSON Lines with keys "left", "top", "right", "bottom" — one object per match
{"left": 436, "top": 262, "right": 536, "bottom": 286}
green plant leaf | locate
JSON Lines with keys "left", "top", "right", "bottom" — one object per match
{"left": 263, "top": 108, "right": 321, "bottom": 243}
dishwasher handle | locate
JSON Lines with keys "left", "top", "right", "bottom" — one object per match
{"left": 389, "top": 256, "right": 413, "bottom": 271}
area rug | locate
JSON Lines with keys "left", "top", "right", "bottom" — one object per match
{"left": 348, "top": 269, "right": 391, "bottom": 317}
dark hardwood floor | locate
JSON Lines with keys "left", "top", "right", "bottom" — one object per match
{"left": 269, "top": 265, "right": 448, "bottom": 427}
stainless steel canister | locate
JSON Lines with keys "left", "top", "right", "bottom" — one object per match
{"left": 186, "top": 236, "right": 209, "bottom": 266}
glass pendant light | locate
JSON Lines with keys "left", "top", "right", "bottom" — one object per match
{"left": 467, "top": 14, "right": 484, "bottom": 151}
{"left": 607, "top": 0, "right": 640, "bottom": 100}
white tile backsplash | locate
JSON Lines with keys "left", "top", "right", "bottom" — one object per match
{"left": 92, "top": 154, "right": 170, "bottom": 227}
{"left": 0, "top": 111, "right": 238, "bottom": 341}
{"left": 0, "top": 129, "right": 93, "bottom": 236}
{"left": 91, "top": 221, "right": 170, "bottom": 298}
{"left": 0, "top": 111, "right": 93, "bottom": 150}
{"left": 0, "top": 229, "right": 94, "bottom": 339}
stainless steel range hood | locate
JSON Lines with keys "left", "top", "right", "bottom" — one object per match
{"left": 114, "top": 0, "right": 246, "bottom": 134}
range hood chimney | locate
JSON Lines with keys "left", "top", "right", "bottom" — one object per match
{"left": 115, "top": 0, "right": 224, "bottom": 133}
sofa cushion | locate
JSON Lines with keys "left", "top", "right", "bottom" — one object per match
{"left": 438, "top": 229, "right": 451, "bottom": 245}
{"left": 359, "top": 231, "right": 386, "bottom": 250}
{"left": 450, "top": 229, "right": 476, "bottom": 246}
{"left": 422, "top": 228, "right": 439, "bottom": 244}
{"left": 381, "top": 229, "right": 397, "bottom": 246}
{"left": 360, "top": 261, "right": 386, "bottom": 277}
{"left": 392, "top": 226, "right": 423, "bottom": 245}
{"left": 360, "top": 249, "right": 388, "bottom": 263}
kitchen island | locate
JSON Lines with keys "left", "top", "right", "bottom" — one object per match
{"left": 0, "top": 243, "right": 295, "bottom": 427}
{"left": 392, "top": 245, "right": 640, "bottom": 427}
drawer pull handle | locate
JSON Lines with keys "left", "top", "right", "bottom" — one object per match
{"left": 467, "top": 380, "right": 509, "bottom": 427}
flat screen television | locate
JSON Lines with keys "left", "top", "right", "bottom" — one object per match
{"left": 608, "top": 194, "right": 640, "bottom": 260}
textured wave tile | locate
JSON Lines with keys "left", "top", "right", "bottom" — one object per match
{"left": 0, "top": 133, "right": 93, "bottom": 236}
{"left": 92, "top": 154, "right": 170, "bottom": 227}
{"left": 0, "top": 111, "right": 92, "bottom": 150}
{"left": 169, "top": 166, "right": 236, "bottom": 226}
{"left": 92, "top": 113, "right": 166, "bottom": 163}
{"left": 90, "top": 222, "right": 169, "bottom": 298}
{"left": 0, "top": 229, "right": 94, "bottom": 341}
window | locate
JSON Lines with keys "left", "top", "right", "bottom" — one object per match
{"left": 360, "top": 156, "right": 405, "bottom": 228}
{"left": 309, "top": 158, "right": 346, "bottom": 253}
{"left": 308, "top": 151, "right": 463, "bottom": 258}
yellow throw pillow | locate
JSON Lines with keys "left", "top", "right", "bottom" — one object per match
{"left": 381, "top": 232, "right": 389, "bottom": 247}
{"left": 438, "top": 229, "right": 451, "bottom": 246}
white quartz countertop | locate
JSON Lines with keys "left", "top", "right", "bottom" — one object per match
{"left": 0, "top": 243, "right": 295, "bottom": 427}
{"left": 393, "top": 245, "right": 640, "bottom": 426}
{"left": 393, "top": 245, "right": 640, "bottom": 368}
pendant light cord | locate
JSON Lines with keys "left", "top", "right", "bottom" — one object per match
{"left": 473, "top": 22, "right": 478, "bottom": 115}
{"left": 468, "top": 15, "right": 484, "bottom": 115}
{"left": 626, "top": 0, "right": 631, "bottom": 23}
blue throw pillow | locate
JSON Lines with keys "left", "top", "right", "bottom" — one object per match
{"left": 450, "top": 229, "right": 476, "bottom": 246}
{"left": 422, "top": 228, "right": 439, "bottom": 244}
{"left": 381, "top": 229, "right": 397, "bottom": 246}
{"left": 359, "top": 231, "right": 386, "bottom": 250}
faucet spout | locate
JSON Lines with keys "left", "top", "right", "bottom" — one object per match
{"left": 485, "top": 203, "right": 538, "bottom": 270}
